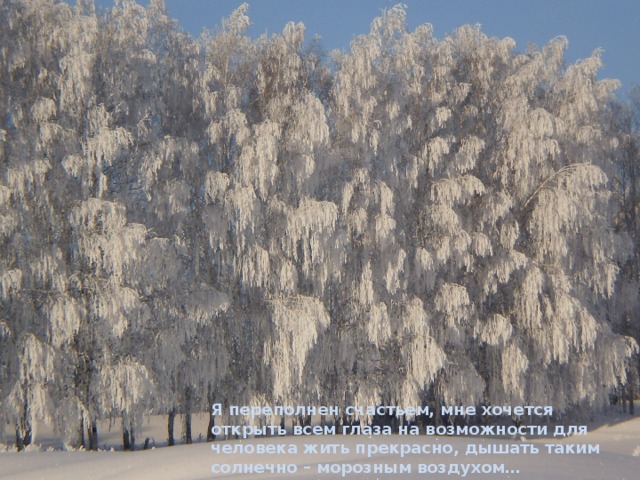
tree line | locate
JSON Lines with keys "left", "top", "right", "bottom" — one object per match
{"left": 0, "top": 0, "right": 639, "bottom": 450}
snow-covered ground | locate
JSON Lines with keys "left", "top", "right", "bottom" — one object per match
{"left": 1, "top": 414, "right": 639, "bottom": 479}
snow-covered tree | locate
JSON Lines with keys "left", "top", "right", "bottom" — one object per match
{"left": 328, "top": 6, "right": 634, "bottom": 414}
{"left": 611, "top": 85, "right": 640, "bottom": 414}
{"left": 1, "top": 1, "right": 638, "bottom": 449}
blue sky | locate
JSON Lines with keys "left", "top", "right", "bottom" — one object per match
{"left": 87, "top": 0, "right": 640, "bottom": 96}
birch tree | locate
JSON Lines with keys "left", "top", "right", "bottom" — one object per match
{"left": 0, "top": 0, "right": 91, "bottom": 448}
{"left": 611, "top": 85, "right": 640, "bottom": 413}
{"left": 2, "top": 1, "right": 639, "bottom": 445}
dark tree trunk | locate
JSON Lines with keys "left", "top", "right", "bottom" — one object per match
{"left": 123, "top": 428, "right": 131, "bottom": 450}
{"left": 88, "top": 419, "right": 98, "bottom": 451}
{"left": 183, "top": 387, "right": 193, "bottom": 444}
{"left": 341, "top": 413, "right": 350, "bottom": 434}
{"left": 184, "top": 412, "right": 192, "bottom": 444}
{"left": 79, "top": 417, "right": 86, "bottom": 449}
{"left": 15, "top": 425, "right": 24, "bottom": 452}
{"left": 15, "top": 423, "right": 31, "bottom": 451}
{"left": 207, "top": 413, "right": 216, "bottom": 441}
{"left": 15, "top": 401, "right": 32, "bottom": 451}
{"left": 168, "top": 410, "right": 176, "bottom": 446}
{"left": 123, "top": 417, "right": 135, "bottom": 451}
{"left": 207, "top": 391, "right": 216, "bottom": 441}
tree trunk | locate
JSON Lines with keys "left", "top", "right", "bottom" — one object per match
{"left": 207, "top": 412, "right": 215, "bottom": 441}
{"left": 123, "top": 427, "right": 131, "bottom": 451}
{"left": 434, "top": 398, "right": 442, "bottom": 425}
{"left": 79, "top": 413, "right": 98, "bottom": 450}
{"left": 15, "top": 425, "right": 24, "bottom": 452}
{"left": 15, "top": 423, "right": 31, "bottom": 452}
{"left": 88, "top": 419, "right": 98, "bottom": 451}
{"left": 207, "top": 391, "right": 216, "bottom": 441}
{"left": 15, "top": 401, "right": 32, "bottom": 451}
{"left": 184, "top": 387, "right": 193, "bottom": 444}
{"left": 79, "top": 417, "right": 86, "bottom": 450}
{"left": 184, "top": 412, "right": 192, "bottom": 444}
{"left": 123, "top": 417, "right": 135, "bottom": 451}
{"left": 168, "top": 410, "right": 176, "bottom": 446}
